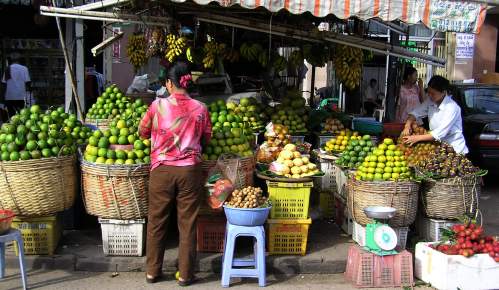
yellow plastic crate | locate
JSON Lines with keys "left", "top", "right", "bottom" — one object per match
{"left": 267, "top": 218, "right": 312, "bottom": 255}
{"left": 319, "top": 191, "right": 335, "bottom": 219}
{"left": 266, "top": 181, "right": 312, "bottom": 219}
{"left": 11, "top": 215, "right": 61, "bottom": 255}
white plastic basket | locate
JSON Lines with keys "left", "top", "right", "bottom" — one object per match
{"left": 313, "top": 157, "right": 336, "bottom": 192}
{"left": 317, "top": 135, "right": 336, "bottom": 148}
{"left": 416, "top": 216, "right": 458, "bottom": 242}
{"left": 334, "top": 165, "right": 348, "bottom": 200}
{"left": 99, "top": 218, "right": 146, "bottom": 256}
{"left": 290, "top": 135, "right": 305, "bottom": 144}
{"left": 352, "top": 221, "right": 409, "bottom": 250}
{"left": 415, "top": 242, "right": 499, "bottom": 290}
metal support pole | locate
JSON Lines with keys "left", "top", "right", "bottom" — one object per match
{"left": 53, "top": 1, "right": 84, "bottom": 119}
{"left": 310, "top": 66, "right": 316, "bottom": 107}
{"left": 75, "top": 19, "right": 86, "bottom": 116}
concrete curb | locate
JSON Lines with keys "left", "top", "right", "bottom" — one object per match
{"left": 5, "top": 220, "right": 350, "bottom": 274}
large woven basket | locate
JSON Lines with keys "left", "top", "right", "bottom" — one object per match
{"left": 0, "top": 155, "right": 77, "bottom": 217}
{"left": 421, "top": 175, "right": 481, "bottom": 220}
{"left": 84, "top": 118, "right": 111, "bottom": 131}
{"left": 348, "top": 177, "right": 420, "bottom": 227}
{"left": 81, "top": 160, "right": 149, "bottom": 219}
{"left": 201, "top": 155, "right": 255, "bottom": 188}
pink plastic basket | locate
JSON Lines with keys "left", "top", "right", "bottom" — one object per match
{"left": 345, "top": 244, "right": 414, "bottom": 288}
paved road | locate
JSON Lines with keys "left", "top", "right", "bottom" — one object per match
{"left": 481, "top": 177, "right": 499, "bottom": 236}
{"left": 0, "top": 270, "right": 434, "bottom": 290}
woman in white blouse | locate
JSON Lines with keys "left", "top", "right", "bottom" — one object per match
{"left": 401, "top": 75, "right": 468, "bottom": 154}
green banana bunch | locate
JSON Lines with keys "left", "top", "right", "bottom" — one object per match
{"left": 126, "top": 34, "right": 148, "bottom": 71}
{"left": 240, "top": 42, "right": 263, "bottom": 62}
{"left": 272, "top": 55, "right": 287, "bottom": 72}
{"left": 303, "top": 44, "right": 329, "bottom": 67}
{"left": 224, "top": 49, "right": 240, "bottom": 63}
{"left": 288, "top": 50, "right": 304, "bottom": 69}
{"left": 258, "top": 52, "right": 268, "bottom": 67}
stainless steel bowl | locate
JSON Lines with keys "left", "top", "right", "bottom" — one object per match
{"left": 363, "top": 206, "right": 397, "bottom": 220}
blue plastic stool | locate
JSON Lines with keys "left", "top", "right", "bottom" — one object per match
{"left": 221, "top": 223, "right": 266, "bottom": 287}
{"left": 0, "top": 229, "right": 28, "bottom": 290}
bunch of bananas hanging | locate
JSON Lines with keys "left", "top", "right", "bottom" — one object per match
{"left": 146, "top": 28, "right": 167, "bottom": 57}
{"left": 333, "top": 45, "right": 363, "bottom": 90}
{"left": 224, "top": 49, "right": 240, "bottom": 63}
{"left": 288, "top": 50, "right": 304, "bottom": 69}
{"left": 203, "top": 41, "right": 227, "bottom": 69}
{"left": 272, "top": 55, "right": 287, "bottom": 72}
{"left": 165, "top": 34, "right": 187, "bottom": 63}
{"left": 302, "top": 44, "right": 329, "bottom": 67}
{"left": 126, "top": 34, "right": 148, "bottom": 71}
{"left": 239, "top": 42, "right": 263, "bottom": 62}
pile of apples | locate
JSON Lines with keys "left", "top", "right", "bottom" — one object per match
{"left": 431, "top": 223, "right": 499, "bottom": 262}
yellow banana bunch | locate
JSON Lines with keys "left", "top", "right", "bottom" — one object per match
{"left": 186, "top": 47, "right": 193, "bottom": 62}
{"left": 334, "top": 45, "right": 363, "bottom": 90}
{"left": 126, "top": 34, "right": 148, "bottom": 71}
{"left": 203, "top": 41, "right": 227, "bottom": 69}
{"left": 165, "top": 34, "right": 187, "bottom": 63}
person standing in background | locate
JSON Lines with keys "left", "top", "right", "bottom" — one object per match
{"left": 1, "top": 52, "right": 31, "bottom": 115}
{"left": 395, "top": 66, "right": 425, "bottom": 123}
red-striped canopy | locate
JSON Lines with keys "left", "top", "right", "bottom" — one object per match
{"left": 171, "top": 0, "right": 487, "bottom": 33}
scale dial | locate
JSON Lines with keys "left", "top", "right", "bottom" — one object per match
{"left": 373, "top": 225, "right": 397, "bottom": 250}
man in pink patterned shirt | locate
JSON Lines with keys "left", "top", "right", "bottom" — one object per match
{"left": 139, "top": 62, "right": 211, "bottom": 286}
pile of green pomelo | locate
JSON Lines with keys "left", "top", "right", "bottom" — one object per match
{"left": 0, "top": 105, "right": 92, "bottom": 161}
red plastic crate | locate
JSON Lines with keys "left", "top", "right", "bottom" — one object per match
{"left": 196, "top": 216, "right": 226, "bottom": 253}
{"left": 344, "top": 244, "right": 414, "bottom": 288}
{"left": 382, "top": 123, "right": 405, "bottom": 138}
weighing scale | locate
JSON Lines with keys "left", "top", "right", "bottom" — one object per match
{"left": 363, "top": 206, "right": 399, "bottom": 256}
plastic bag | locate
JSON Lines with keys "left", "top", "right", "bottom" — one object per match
{"left": 205, "top": 154, "right": 241, "bottom": 209}
{"left": 207, "top": 179, "right": 234, "bottom": 209}
{"left": 127, "top": 74, "right": 150, "bottom": 94}
{"left": 256, "top": 143, "right": 281, "bottom": 164}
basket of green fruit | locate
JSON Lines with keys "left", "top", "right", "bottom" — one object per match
{"left": 348, "top": 138, "right": 420, "bottom": 227}
{"left": 81, "top": 117, "right": 151, "bottom": 219}
{"left": 0, "top": 106, "right": 87, "bottom": 216}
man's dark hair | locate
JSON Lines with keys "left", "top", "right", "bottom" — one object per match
{"left": 427, "top": 75, "right": 450, "bottom": 93}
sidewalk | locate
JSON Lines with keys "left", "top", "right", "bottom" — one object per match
{"left": 4, "top": 220, "right": 352, "bottom": 274}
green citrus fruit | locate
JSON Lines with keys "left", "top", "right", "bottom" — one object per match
{"left": 118, "top": 136, "right": 128, "bottom": 145}
{"left": 9, "top": 151, "right": 20, "bottom": 161}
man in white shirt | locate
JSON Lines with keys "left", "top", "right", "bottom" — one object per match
{"left": 2, "top": 52, "right": 31, "bottom": 115}
{"left": 401, "top": 76, "right": 468, "bottom": 154}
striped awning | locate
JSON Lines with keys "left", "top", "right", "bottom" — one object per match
{"left": 171, "top": 0, "right": 488, "bottom": 33}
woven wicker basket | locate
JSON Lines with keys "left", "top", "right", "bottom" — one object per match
{"left": 421, "top": 175, "right": 481, "bottom": 220}
{"left": 348, "top": 177, "right": 420, "bottom": 227}
{"left": 0, "top": 155, "right": 77, "bottom": 217}
{"left": 84, "top": 118, "right": 111, "bottom": 131}
{"left": 201, "top": 156, "right": 255, "bottom": 188}
{"left": 81, "top": 161, "right": 149, "bottom": 219}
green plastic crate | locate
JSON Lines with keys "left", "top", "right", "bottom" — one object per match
{"left": 266, "top": 181, "right": 312, "bottom": 219}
